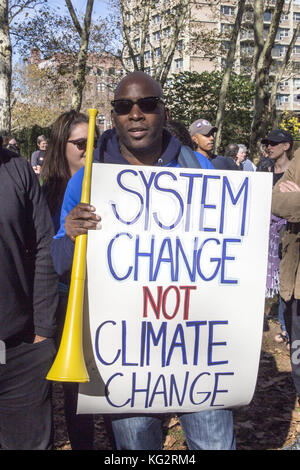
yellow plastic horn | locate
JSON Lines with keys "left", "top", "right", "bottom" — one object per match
{"left": 47, "top": 108, "right": 98, "bottom": 382}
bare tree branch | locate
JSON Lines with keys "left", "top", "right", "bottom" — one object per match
{"left": 65, "top": 0, "right": 82, "bottom": 36}
{"left": 214, "top": 0, "right": 246, "bottom": 153}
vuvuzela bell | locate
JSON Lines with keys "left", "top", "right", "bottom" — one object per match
{"left": 46, "top": 108, "right": 98, "bottom": 382}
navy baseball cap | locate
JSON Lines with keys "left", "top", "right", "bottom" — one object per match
{"left": 262, "top": 129, "right": 293, "bottom": 145}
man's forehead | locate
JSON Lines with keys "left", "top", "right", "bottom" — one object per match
{"left": 114, "top": 73, "right": 162, "bottom": 99}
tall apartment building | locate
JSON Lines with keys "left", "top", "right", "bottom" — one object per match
{"left": 123, "top": 0, "right": 300, "bottom": 114}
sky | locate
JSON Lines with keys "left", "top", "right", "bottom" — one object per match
{"left": 48, "top": 0, "right": 110, "bottom": 18}
{"left": 11, "top": 0, "right": 112, "bottom": 64}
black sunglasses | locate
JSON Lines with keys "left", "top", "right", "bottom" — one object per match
{"left": 111, "top": 96, "right": 164, "bottom": 115}
{"left": 67, "top": 138, "right": 98, "bottom": 151}
{"left": 266, "top": 141, "right": 282, "bottom": 147}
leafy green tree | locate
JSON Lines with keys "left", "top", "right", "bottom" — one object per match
{"left": 164, "top": 71, "right": 255, "bottom": 153}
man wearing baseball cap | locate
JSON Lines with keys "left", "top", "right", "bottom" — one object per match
{"left": 189, "top": 118, "right": 238, "bottom": 170}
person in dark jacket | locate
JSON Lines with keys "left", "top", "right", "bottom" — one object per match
{"left": 224, "top": 143, "right": 241, "bottom": 169}
{"left": 0, "top": 137, "right": 59, "bottom": 450}
{"left": 6, "top": 137, "right": 21, "bottom": 156}
{"left": 51, "top": 71, "right": 235, "bottom": 451}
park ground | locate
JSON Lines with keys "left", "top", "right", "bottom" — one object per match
{"left": 53, "top": 299, "right": 300, "bottom": 451}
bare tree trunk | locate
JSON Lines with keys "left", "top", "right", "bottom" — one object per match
{"left": 65, "top": 0, "right": 94, "bottom": 111}
{"left": 139, "top": 1, "right": 151, "bottom": 71}
{"left": 269, "top": 22, "right": 300, "bottom": 129}
{"left": 157, "top": 0, "right": 190, "bottom": 87}
{"left": 120, "top": 0, "right": 142, "bottom": 71}
{"left": 250, "top": 0, "right": 264, "bottom": 83}
{"left": 249, "top": 0, "right": 285, "bottom": 156}
{"left": 214, "top": 0, "right": 246, "bottom": 153}
{"left": 0, "top": 0, "right": 11, "bottom": 134}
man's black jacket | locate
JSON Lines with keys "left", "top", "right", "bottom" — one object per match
{"left": 0, "top": 148, "right": 58, "bottom": 342}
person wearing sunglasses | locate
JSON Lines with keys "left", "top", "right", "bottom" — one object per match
{"left": 41, "top": 110, "right": 99, "bottom": 230}
{"left": 51, "top": 72, "right": 235, "bottom": 451}
{"left": 260, "top": 131, "right": 294, "bottom": 367}
{"left": 40, "top": 110, "right": 100, "bottom": 450}
{"left": 261, "top": 129, "right": 293, "bottom": 185}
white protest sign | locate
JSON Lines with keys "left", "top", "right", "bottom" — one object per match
{"left": 77, "top": 163, "right": 272, "bottom": 414}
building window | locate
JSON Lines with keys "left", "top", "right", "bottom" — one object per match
{"left": 163, "top": 27, "right": 171, "bottom": 37}
{"left": 221, "top": 5, "right": 235, "bottom": 15}
{"left": 221, "top": 23, "right": 234, "bottom": 33}
{"left": 176, "top": 39, "right": 183, "bottom": 50}
{"left": 153, "top": 30, "right": 160, "bottom": 41}
{"left": 263, "top": 26, "right": 270, "bottom": 39}
{"left": 241, "top": 44, "right": 254, "bottom": 54}
{"left": 276, "top": 94, "right": 289, "bottom": 104}
{"left": 97, "top": 83, "right": 105, "bottom": 92}
{"left": 175, "top": 58, "right": 183, "bottom": 69}
{"left": 294, "top": 94, "right": 300, "bottom": 102}
{"left": 278, "top": 28, "right": 289, "bottom": 40}
{"left": 240, "top": 28, "right": 253, "bottom": 39}
{"left": 144, "top": 50, "right": 151, "bottom": 61}
{"left": 155, "top": 47, "right": 161, "bottom": 57}
{"left": 293, "top": 12, "right": 300, "bottom": 21}
{"left": 278, "top": 80, "right": 289, "bottom": 89}
{"left": 294, "top": 45, "right": 300, "bottom": 55}
{"left": 153, "top": 14, "right": 160, "bottom": 24}
{"left": 294, "top": 78, "right": 300, "bottom": 89}
{"left": 264, "top": 11, "right": 272, "bottom": 21}
{"left": 272, "top": 44, "right": 288, "bottom": 57}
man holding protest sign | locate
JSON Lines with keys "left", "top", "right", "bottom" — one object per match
{"left": 51, "top": 71, "right": 236, "bottom": 450}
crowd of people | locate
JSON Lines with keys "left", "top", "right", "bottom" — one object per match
{"left": 0, "top": 70, "right": 300, "bottom": 451}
